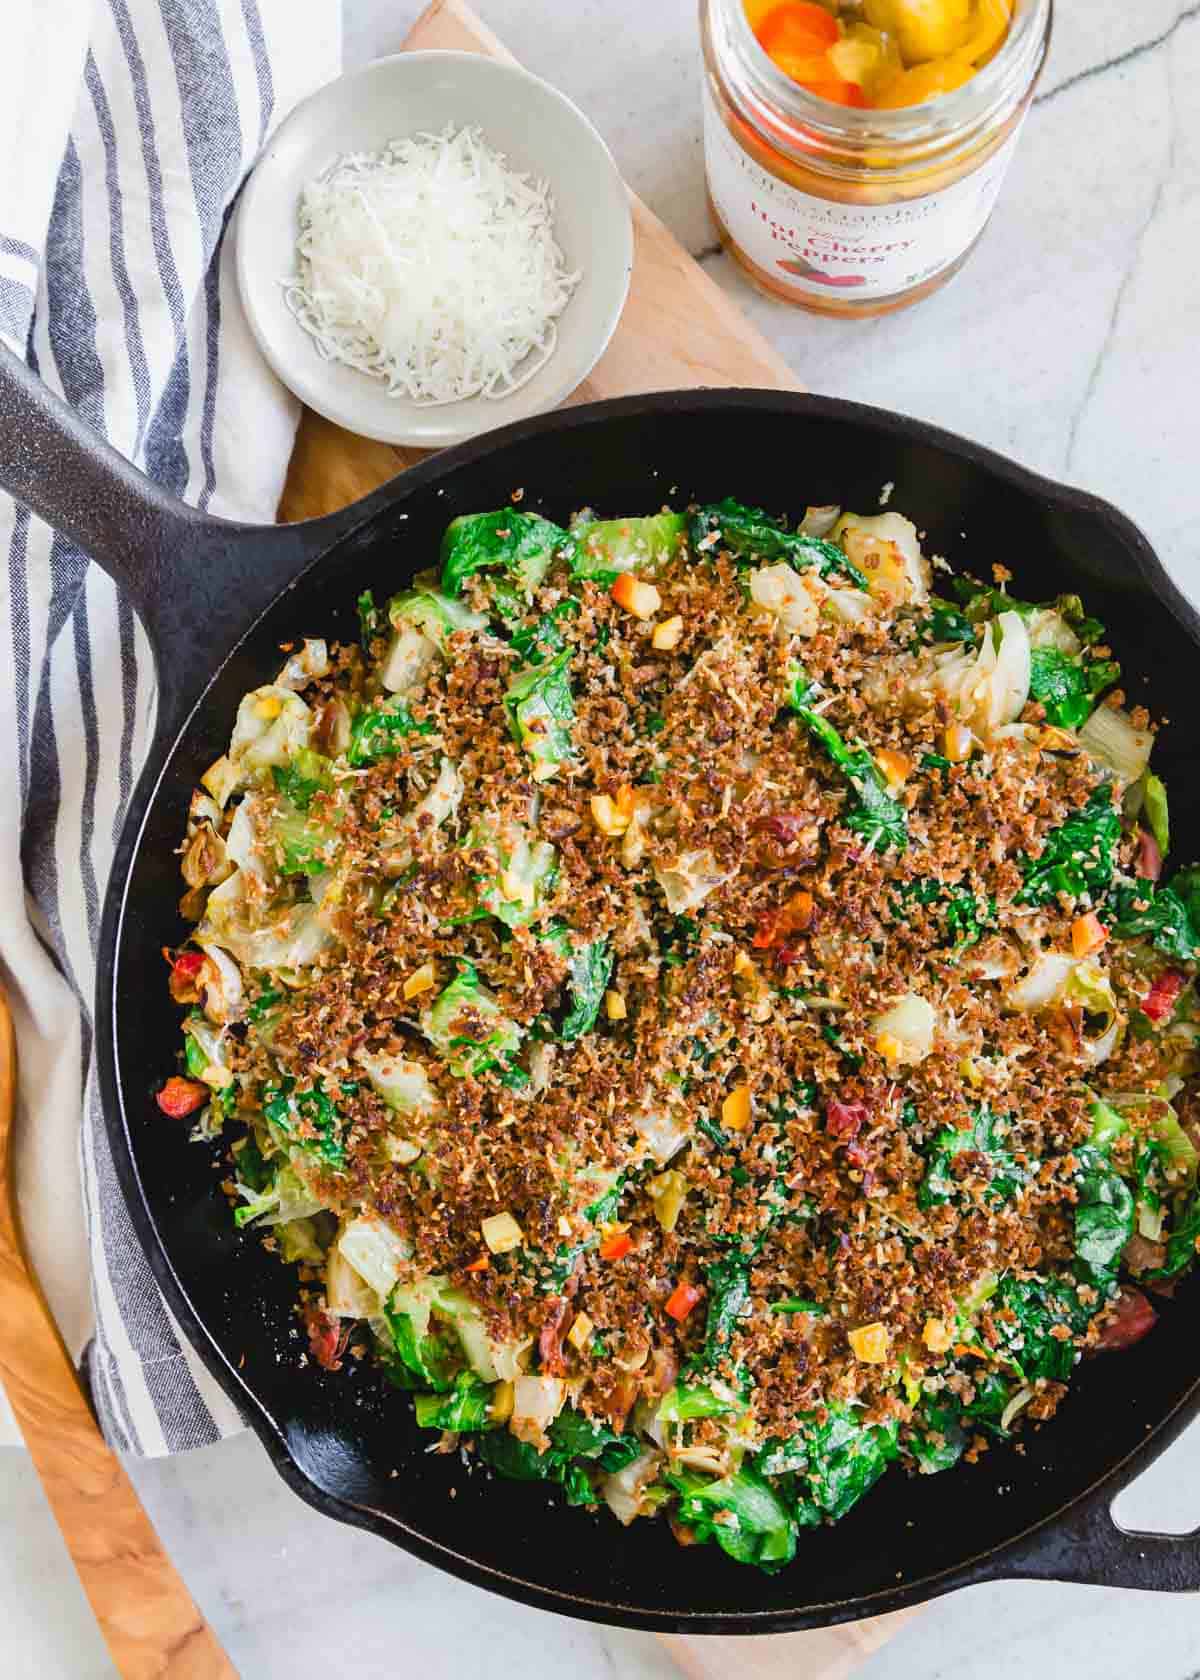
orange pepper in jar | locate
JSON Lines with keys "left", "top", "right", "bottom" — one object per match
{"left": 746, "top": 0, "right": 1012, "bottom": 109}
{"left": 703, "top": 0, "right": 1049, "bottom": 315}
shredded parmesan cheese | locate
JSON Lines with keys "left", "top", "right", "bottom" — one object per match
{"left": 285, "top": 124, "right": 580, "bottom": 405}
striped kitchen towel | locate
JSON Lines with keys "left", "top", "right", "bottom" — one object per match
{"left": 0, "top": 0, "right": 340, "bottom": 1454}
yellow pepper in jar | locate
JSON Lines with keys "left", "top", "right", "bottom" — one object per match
{"left": 744, "top": 0, "right": 1012, "bottom": 109}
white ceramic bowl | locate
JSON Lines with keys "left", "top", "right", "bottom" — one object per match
{"left": 235, "top": 52, "right": 633, "bottom": 449}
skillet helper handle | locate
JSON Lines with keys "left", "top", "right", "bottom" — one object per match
{"left": 980, "top": 1478, "right": 1200, "bottom": 1593}
{"left": 0, "top": 995, "right": 239, "bottom": 1679}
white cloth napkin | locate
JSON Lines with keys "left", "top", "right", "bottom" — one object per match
{"left": 0, "top": 0, "right": 340, "bottom": 1454}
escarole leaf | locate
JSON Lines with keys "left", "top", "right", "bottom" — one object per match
{"left": 992, "top": 1274, "right": 1097, "bottom": 1382}
{"left": 691, "top": 1254, "right": 751, "bottom": 1372}
{"left": 1018, "top": 784, "right": 1120, "bottom": 906}
{"left": 791, "top": 704, "right": 908, "bottom": 853}
{"left": 896, "top": 877, "right": 994, "bottom": 950}
{"left": 1142, "top": 772, "right": 1170, "bottom": 859}
{"left": 572, "top": 512, "right": 687, "bottom": 579}
{"left": 667, "top": 1465, "right": 797, "bottom": 1571}
{"left": 509, "top": 598, "right": 579, "bottom": 663}
{"left": 919, "top": 600, "right": 976, "bottom": 645}
{"left": 539, "top": 926, "right": 614, "bottom": 1039}
{"left": 560, "top": 938, "right": 614, "bottom": 1039}
{"left": 1073, "top": 1146, "right": 1135, "bottom": 1289}
{"left": 1147, "top": 1191, "right": 1200, "bottom": 1280}
{"left": 504, "top": 649, "right": 575, "bottom": 782}
{"left": 421, "top": 962, "right": 524, "bottom": 1078}
{"left": 262, "top": 1078, "right": 354, "bottom": 1168}
{"left": 383, "top": 1292, "right": 460, "bottom": 1392}
{"left": 478, "top": 1407, "right": 638, "bottom": 1508}
{"left": 271, "top": 748, "right": 333, "bottom": 811}
{"left": 909, "top": 1394, "right": 968, "bottom": 1474}
{"left": 1029, "top": 648, "right": 1118, "bottom": 730}
{"left": 690, "top": 499, "right": 867, "bottom": 589}
{"left": 1106, "top": 876, "right": 1200, "bottom": 964}
{"left": 347, "top": 699, "right": 435, "bottom": 767}
{"left": 413, "top": 1370, "right": 496, "bottom": 1431}
{"left": 918, "top": 1105, "right": 1024, "bottom": 1210}
{"left": 440, "top": 510, "right": 575, "bottom": 597}
{"left": 756, "top": 1402, "right": 899, "bottom": 1526}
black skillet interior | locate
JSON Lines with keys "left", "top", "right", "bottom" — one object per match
{"left": 103, "top": 392, "right": 1200, "bottom": 1630}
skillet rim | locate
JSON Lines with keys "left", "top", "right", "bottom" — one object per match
{"left": 96, "top": 388, "right": 1200, "bottom": 1632}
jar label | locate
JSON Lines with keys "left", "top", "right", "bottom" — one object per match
{"left": 702, "top": 82, "right": 1021, "bottom": 301}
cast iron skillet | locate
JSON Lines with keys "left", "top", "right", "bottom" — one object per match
{"left": 4, "top": 345, "right": 1200, "bottom": 1633}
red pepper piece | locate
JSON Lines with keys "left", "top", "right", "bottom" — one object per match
{"left": 1093, "top": 1287, "right": 1157, "bottom": 1353}
{"left": 1137, "top": 827, "right": 1163, "bottom": 883}
{"left": 166, "top": 947, "right": 206, "bottom": 1004}
{"left": 155, "top": 1076, "right": 209, "bottom": 1118}
{"left": 826, "top": 1098, "right": 868, "bottom": 1140}
{"left": 665, "top": 1280, "right": 702, "bottom": 1322}
{"left": 304, "top": 1305, "right": 349, "bottom": 1371}
{"left": 1141, "top": 969, "right": 1186, "bottom": 1025}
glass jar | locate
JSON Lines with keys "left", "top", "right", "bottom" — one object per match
{"left": 700, "top": 0, "right": 1052, "bottom": 316}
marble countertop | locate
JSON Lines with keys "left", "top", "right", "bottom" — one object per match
{"left": 6, "top": 2, "right": 1200, "bottom": 1676}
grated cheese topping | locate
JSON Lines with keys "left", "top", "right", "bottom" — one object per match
{"left": 284, "top": 124, "right": 581, "bottom": 406}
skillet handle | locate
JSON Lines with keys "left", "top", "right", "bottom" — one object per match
{"left": 977, "top": 1477, "right": 1200, "bottom": 1593}
{"left": 0, "top": 342, "right": 369, "bottom": 732}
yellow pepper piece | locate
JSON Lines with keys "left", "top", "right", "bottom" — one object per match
{"left": 567, "top": 1311, "right": 595, "bottom": 1352}
{"left": 865, "top": 0, "right": 970, "bottom": 63}
{"left": 722, "top": 1083, "right": 752, "bottom": 1132}
{"left": 873, "top": 53, "right": 976, "bottom": 105}
{"left": 923, "top": 1317, "right": 952, "bottom": 1354}
{"left": 490, "top": 1380, "right": 515, "bottom": 1422}
{"left": 403, "top": 962, "right": 437, "bottom": 1000}
{"left": 828, "top": 37, "right": 883, "bottom": 87}
{"left": 875, "top": 747, "right": 913, "bottom": 791}
{"left": 848, "top": 1322, "right": 891, "bottom": 1363}
{"left": 590, "top": 792, "right": 631, "bottom": 837}
{"left": 958, "top": 0, "right": 1011, "bottom": 64}
{"left": 604, "top": 989, "right": 628, "bottom": 1021}
{"left": 941, "top": 723, "right": 974, "bottom": 762}
{"left": 652, "top": 615, "right": 684, "bottom": 651}
{"left": 876, "top": 1031, "right": 905, "bottom": 1065}
{"left": 648, "top": 1168, "right": 689, "bottom": 1234}
{"left": 481, "top": 1211, "right": 524, "bottom": 1254}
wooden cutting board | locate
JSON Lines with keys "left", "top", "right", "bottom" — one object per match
{"left": 279, "top": 2, "right": 918, "bottom": 1673}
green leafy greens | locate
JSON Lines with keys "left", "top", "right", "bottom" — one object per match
{"left": 689, "top": 499, "right": 867, "bottom": 589}
{"left": 504, "top": 649, "right": 575, "bottom": 781}
{"left": 440, "top": 510, "right": 574, "bottom": 597}
{"left": 919, "top": 1105, "right": 1024, "bottom": 1209}
{"left": 791, "top": 704, "right": 908, "bottom": 854}
{"left": 1018, "top": 785, "right": 1120, "bottom": 906}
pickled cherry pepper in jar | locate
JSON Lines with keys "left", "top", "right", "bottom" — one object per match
{"left": 700, "top": 0, "right": 1052, "bottom": 315}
